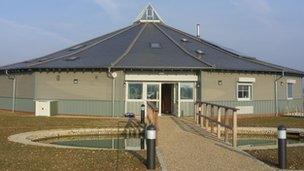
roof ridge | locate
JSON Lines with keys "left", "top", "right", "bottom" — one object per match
{"left": 153, "top": 23, "right": 214, "bottom": 68}
{"left": 27, "top": 23, "right": 140, "bottom": 67}
{"left": 110, "top": 23, "right": 147, "bottom": 68}
{"left": 160, "top": 23, "right": 283, "bottom": 72}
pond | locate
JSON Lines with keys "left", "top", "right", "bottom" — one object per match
{"left": 40, "top": 134, "right": 146, "bottom": 150}
{"left": 237, "top": 135, "right": 304, "bottom": 147}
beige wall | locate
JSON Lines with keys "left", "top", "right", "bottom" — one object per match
{"left": 35, "top": 71, "right": 125, "bottom": 101}
{"left": 0, "top": 74, "right": 34, "bottom": 98}
{"left": 277, "top": 76, "right": 303, "bottom": 99}
{"left": 0, "top": 75, "right": 13, "bottom": 97}
{"left": 201, "top": 71, "right": 302, "bottom": 101}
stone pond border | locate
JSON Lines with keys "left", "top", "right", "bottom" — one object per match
{"left": 8, "top": 128, "right": 144, "bottom": 150}
{"left": 238, "top": 127, "right": 304, "bottom": 150}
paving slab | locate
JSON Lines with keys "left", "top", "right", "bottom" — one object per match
{"left": 157, "top": 117, "right": 274, "bottom": 171}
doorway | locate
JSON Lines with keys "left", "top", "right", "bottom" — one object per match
{"left": 161, "top": 84, "right": 174, "bottom": 114}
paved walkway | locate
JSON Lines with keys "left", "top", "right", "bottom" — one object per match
{"left": 157, "top": 117, "right": 274, "bottom": 171}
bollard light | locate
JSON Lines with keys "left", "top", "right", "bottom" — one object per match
{"left": 146, "top": 124, "right": 156, "bottom": 170}
{"left": 141, "top": 104, "right": 145, "bottom": 124}
{"left": 278, "top": 125, "right": 287, "bottom": 169}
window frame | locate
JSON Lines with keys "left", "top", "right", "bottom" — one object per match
{"left": 180, "top": 82, "right": 194, "bottom": 101}
{"left": 287, "top": 82, "right": 294, "bottom": 100}
{"left": 146, "top": 84, "right": 160, "bottom": 101}
{"left": 127, "top": 82, "right": 143, "bottom": 100}
{"left": 237, "top": 83, "right": 253, "bottom": 101}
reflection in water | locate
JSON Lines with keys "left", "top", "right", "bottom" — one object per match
{"left": 237, "top": 135, "right": 304, "bottom": 147}
{"left": 41, "top": 134, "right": 146, "bottom": 150}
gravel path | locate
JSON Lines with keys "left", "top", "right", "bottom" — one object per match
{"left": 157, "top": 117, "right": 274, "bottom": 171}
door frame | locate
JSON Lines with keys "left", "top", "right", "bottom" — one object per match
{"left": 125, "top": 81, "right": 196, "bottom": 117}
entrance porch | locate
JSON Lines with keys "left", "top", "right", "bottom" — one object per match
{"left": 124, "top": 72, "right": 197, "bottom": 117}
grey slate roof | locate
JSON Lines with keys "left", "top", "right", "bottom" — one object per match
{"left": 1, "top": 22, "right": 303, "bottom": 76}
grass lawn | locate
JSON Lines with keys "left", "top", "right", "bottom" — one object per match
{"left": 0, "top": 110, "right": 159, "bottom": 171}
{"left": 238, "top": 116, "right": 304, "bottom": 128}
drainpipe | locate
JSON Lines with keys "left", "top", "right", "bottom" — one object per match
{"left": 108, "top": 68, "right": 117, "bottom": 117}
{"left": 5, "top": 70, "right": 16, "bottom": 113}
{"left": 275, "top": 71, "right": 285, "bottom": 116}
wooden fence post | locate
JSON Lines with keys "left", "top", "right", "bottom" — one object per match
{"left": 224, "top": 109, "right": 229, "bottom": 142}
{"left": 210, "top": 105, "right": 214, "bottom": 133}
{"left": 205, "top": 105, "right": 209, "bottom": 131}
{"left": 200, "top": 104, "right": 204, "bottom": 127}
{"left": 217, "top": 107, "right": 221, "bottom": 139}
{"left": 232, "top": 110, "right": 237, "bottom": 148}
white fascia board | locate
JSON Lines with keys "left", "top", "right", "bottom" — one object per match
{"left": 239, "top": 77, "right": 256, "bottom": 83}
{"left": 287, "top": 79, "right": 296, "bottom": 84}
{"left": 125, "top": 74, "right": 198, "bottom": 82}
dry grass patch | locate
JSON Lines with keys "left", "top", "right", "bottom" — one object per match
{"left": 0, "top": 111, "right": 160, "bottom": 170}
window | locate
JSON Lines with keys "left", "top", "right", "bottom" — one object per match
{"left": 287, "top": 83, "right": 293, "bottom": 99}
{"left": 180, "top": 83, "right": 194, "bottom": 100}
{"left": 237, "top": 83, "right": 252, "bottom": 101}
{"left": 128, "top": 83, "right": 143, "bottom": 99}
{"left": 147, "top": 84, "right": 159, "bottom": 100}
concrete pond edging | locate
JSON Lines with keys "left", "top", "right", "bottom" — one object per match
{"left": 238, "top": 127, "right": 304, "bottom": 150}
{"left": 8, "top": 128, "right": 144, "bottom": 150}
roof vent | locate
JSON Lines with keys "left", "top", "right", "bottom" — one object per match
{"left": 150, "top": 42, "right": 162, "bottom": 49}
{"left": 196, "top": 49, "right": 205, "bottom": 55}
{"left": 69, "top": 44, "right": 86, "bottom": 51}
{"left": 181, "top": 38, "right": 188, "bottom": 42}
{"left": 196, "top": 49, "right": 205, "bottom": 59}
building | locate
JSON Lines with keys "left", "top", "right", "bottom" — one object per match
{"left": 0, "top": 5, "right": 303, "bottom": 117}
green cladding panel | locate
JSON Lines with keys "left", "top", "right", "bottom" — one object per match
{"left": 207, "top": 98, "right": 303, "bottom": 114}
{"left": 0, "top": 97, "right": 34, "bottom": 112}
{"left": 180, "top": 101, "right": 195, "bottom": 116}
{"left": 57, "top": 100, "right": 125, "bottom": 117}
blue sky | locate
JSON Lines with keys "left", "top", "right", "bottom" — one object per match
{"left": 0, "top": 0, "right": 303, "bottom": 72}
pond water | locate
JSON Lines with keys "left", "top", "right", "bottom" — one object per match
{"left": 237, "top": 136, "right": 304, "bottom": 147}
{"left": 40, "top": 134, "right": 146, "bottom": 150}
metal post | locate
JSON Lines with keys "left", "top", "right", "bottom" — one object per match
{"left": 278, "top": 125, "right": 287, "bottom": 169}
{"left": 12, "top": 78, "right": 16, "bottom": 113}
{"left": 141, "top": 104, "right": 145, "bottom": 124}
{"left": 140, "top": 137, "right": 145, "bottom": 150}
{"left": 146, "top": 124, "right": 156, "bottom": 170}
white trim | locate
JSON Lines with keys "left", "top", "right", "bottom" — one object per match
{"left": 125, "top": 74, "right": 198, "bottom": 82}
{"left": 237, "top": 83, "right": 252, "bottom": 101}
{"left": 287, "top": 79, "right": 296, "bottom": 84}
{"left": 287, "top": 82, "right": 294, "bottom": 100}
{"left": 177, "top": 82, "right": 181, "bottom": 117}
{"left": 239, "top": 77, "right": 256, "bottom": 83}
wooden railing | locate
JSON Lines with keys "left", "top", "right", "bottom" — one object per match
{"left": 195, "top": 101, "right": 239, "bottom": 148}
{"left": 146, "top": 101, "right": 159, "bottom": 128}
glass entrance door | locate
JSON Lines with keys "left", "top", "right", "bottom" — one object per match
{"left": 146, "top": 83, "right": 161, "bottom": 115}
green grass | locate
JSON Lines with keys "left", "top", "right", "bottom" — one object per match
{"left": 238, "top": 116, "right": 304, "bottom": 128}
{"left": 0, "top": 110, "right": 158, "bottom": 171}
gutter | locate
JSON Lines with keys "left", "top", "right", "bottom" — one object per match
{"left": 5, "top": 70, "right": 16, "bottom": 113}
{"left": 274, "top": 70, "right": 285, "bottom": 116}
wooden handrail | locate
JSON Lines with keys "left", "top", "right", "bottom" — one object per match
{"left": 195, "top": 101, "right": 238, "bottom": 148}
{"left": 147, "top": 101, "right": 159, "bottom": 112}
{"left": 197, "top": 114, "right": 233, "bottom": 129}
{"left": 195, "top": 101, "right": 239, "bottom": 111}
